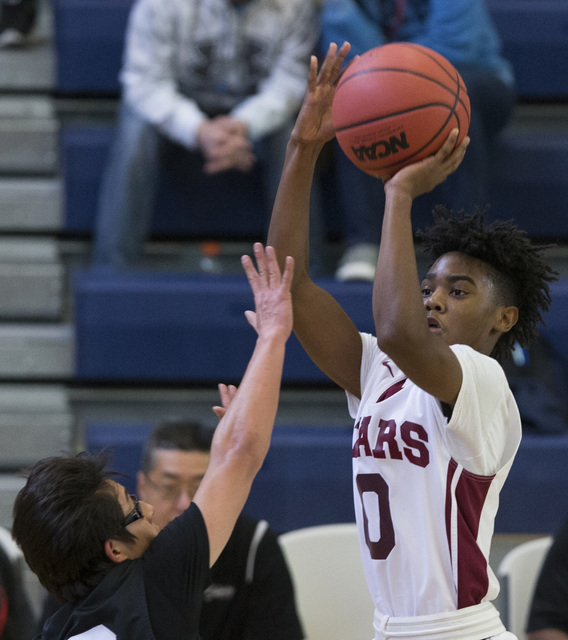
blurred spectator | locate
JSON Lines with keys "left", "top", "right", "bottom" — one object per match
{"left": 137, "top": 420, "right": 304, "bottom": 640}
{"left": 92, "top": 0, "right": 321, "bottom": 273}
{"left": 0, "top": 0, "right": 36, "bottom": 48}
{"left": 320, "top": 0, "right": 516, "bottom": 282}
{"left": 527, "top": 516, "right": 568, "bottom": 640}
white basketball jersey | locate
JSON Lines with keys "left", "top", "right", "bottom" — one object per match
{"left": 347, "top": 333, "right": 521, "bottom": 618}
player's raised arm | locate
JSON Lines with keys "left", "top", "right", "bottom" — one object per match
{"left": 267, "top": 42, "right": 364, "bottom": 398}
{"left": 193, "top": 244, "right": 293, "bottom": 566}
{"left": 373, "top": 130, "right": 470, "bottom": 404}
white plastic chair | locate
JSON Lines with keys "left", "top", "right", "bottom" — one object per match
{"left": 497, "top": 536, "right": 553, "bottom": 640}
{"left": 0, "top": 525, "right": 24, "bottom": 566}
{"left": 279, "top": 523, "right": 374, "bottom": 640}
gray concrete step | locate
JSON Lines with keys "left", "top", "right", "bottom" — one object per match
{"left": 0, "top": 323, "right": 74, "bottom": 378}
{"left": 0, "top": 238, "right": 64, "bottom": 318}
{"left": 0, "top": 177, "right": 62, "bottom": 230}
{"left": 0, "top": 383, "right": 74, "bottom": 468}
{"left": 0, "top": 96, "right": 58, "bottom": 174}
{"left": 0, "top": 0, "right": 54, "bottom": 93}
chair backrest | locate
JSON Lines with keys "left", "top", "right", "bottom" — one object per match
{"left": 0, "top": 526, "right": 23, "bottom": 566}
{"left": 278, "top": 523, "right": 374, "bottom": 640}
{"left": 497, "top": 536, "right": 553, "bottom": 640}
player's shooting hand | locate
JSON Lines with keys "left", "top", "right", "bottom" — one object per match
{"left": 241, "top": 243, "right": 294, "bottom": 342}
{"left": 384, "top": 129, "right": 470, "bottom": 200}
{"left": 291, "top": 41, "right": 351, "bottom": 146}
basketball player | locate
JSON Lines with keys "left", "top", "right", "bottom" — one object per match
{"left": 12, "top": 245, "right": 294, "bottom": 640}
{"left": 267, "top": 41, "right": 557, "bottom": 640}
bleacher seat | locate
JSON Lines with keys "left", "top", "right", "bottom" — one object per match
{"left": 51, "top": 0, "right": 568, "bottom": 100}
{"left": 60, "top": 125, "right": 268, "bottom": 238}
{"left": 73, "top": 271, "right": 374, "bottom": 384}
{"left": 85, "top": 422, "right": 355, "bottom": 534}
{"left": 487, "top": 127, "right": 568, "bottom": 240}
{"left": 487, "top": 0, "right": 568, "bottom": 100}
{"left": 60, "top": 118, "right": 568, "bottom": 242}
{"left": 496, "top": 433, "right": 568, "bottom": 534}
{"left": 52, "top": 0, "right": 132, "bottom": 94}
{"left": 85, "top": 421, "right": 568, "bottom": 535}
{"left": 74, "top": 272, "right": 568, "bottom": 384}
{"left": 540, "top": 278, "right": 568, "bottom": 364}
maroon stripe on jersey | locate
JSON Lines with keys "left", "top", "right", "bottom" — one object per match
{"left": 377, "top": 379, "right": 407, "bottom": 403}
{"left": 0, "top": 584, "right": 8, "bottom": 635}
{"left": 446, "top": 459, "right": 495, "bottom": 608}
{"left": 445, "top": 460, "right": 458, "bottom": 553}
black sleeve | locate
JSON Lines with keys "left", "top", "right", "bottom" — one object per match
{"left": 242, "top": 526, "right": 304, "bottom": 640}
{"left": 527, "top": 517, "right": 568, "bottom": 634}
{"left": 143, "top": 503, "right": 210, "bottom": 637}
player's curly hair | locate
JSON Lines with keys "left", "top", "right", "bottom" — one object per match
{"left": 416, "top": 206, "right": 558, "bottom": 363}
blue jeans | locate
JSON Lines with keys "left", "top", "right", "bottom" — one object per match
{"left": 333, "top": 64, "right": 517, "bottom": 248}
{"left": 93, "top": 102, "right": 321, "bottom": 270}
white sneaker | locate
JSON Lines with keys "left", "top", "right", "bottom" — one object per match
{"left": 0, "top": 27, "right": 28, "bottom": 48}
{"left": 335, "top": 243, "right": 379, "bottom": 282}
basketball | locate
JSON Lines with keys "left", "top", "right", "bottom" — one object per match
{"left": 332, "top": 43, "right": 470, "bottom": 180}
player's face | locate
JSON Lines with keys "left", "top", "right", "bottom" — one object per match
{"left": 112, "top": 481, "right": 161, "bottom": 557}
{"left": 420, "top": 252, "right": 505, "bottom": 355}
{"left": 137, "top": 449, "right": 210, "bottom": 530}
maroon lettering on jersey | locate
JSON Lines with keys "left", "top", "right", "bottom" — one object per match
{"left": 373, "top": 419, "right": 403, "bottom": 460}
{"left": 400, "top": 421, "right": 429, "bottom": 468}
{"left": 377, "top": 379, "right": 407, "bottom": 403}
{"left": 352, "top": 415, "right": 372, "bottom": 458}
{"left": 356, "top": 473, "right": 395, "bottom": 559}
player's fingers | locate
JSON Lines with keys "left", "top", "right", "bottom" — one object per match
{"left": 280, "top": 255, "right": 295, "bottom": 291}
{"left": 244, "top": 309, "right": 258, "bottom": 331}
{"left": 318, "top": 42, "right": 338, "bottom": 84}
{"left": 307, "top": 54, "right": 319, "bottom": 93}
{"left": 437, "top": 128, "right": 460, "bottom": 159}
{"left": 241, "top": 252, "right": 261, "bottom": 294}
{"left": 253, "top": 242, "right": 269, "bottom": 284}
{"left": 264, "top": 246, "right": 283, "bottom": 288}
{"left": 212, "top": 406, "right": 226, "bottom": 420}
{"left": 217, "top": 383, "right": 231, "bottom": 408}
{"left": 333, "top": 42, "right": 352, "bottom": 83}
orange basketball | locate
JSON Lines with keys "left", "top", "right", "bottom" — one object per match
{"left": 332, "top": 43, "right": 470, "bottom": 179}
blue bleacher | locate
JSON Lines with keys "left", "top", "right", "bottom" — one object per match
{"left": 486, "top": 128, "right": 568, "bottom": 240}
{"left": 61, "top": 120, "right": 568, "bottom": 241}
{"left": 53, "top": 0, "right": 568, "bottom": 240}
{"left": 52, "top": 0, "right": 568, "bottom": 100}
{"left": 52, "top": 0, "right": 132, "bottom": 95}
{"left": 60, "top": 125, "right": 268, "bottom": 238}
{"left": 74, "top": 273, "right": 568, "bottom": 385}
{"left": 85, "top": 421, "right": 568, "bottom": 535}
{"left": 73, "top": 272, "right": 374, "bottom": 384}
{"left": 486, "top": 0, "right": 568, "bottom": 99}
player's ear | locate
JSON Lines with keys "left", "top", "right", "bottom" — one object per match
{"left": 104, "top": 539, "right": 130, "bottom": 564}
{"left": 494, "top": 305, "right": 518, "bottom": 334}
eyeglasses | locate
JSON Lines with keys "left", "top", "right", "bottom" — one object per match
{"left": 123, "top": 494, "right": 144, "bottom": 527}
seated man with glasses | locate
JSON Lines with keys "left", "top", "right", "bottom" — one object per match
{"left": 12, "top": 244, "right": 295, "bottom": 640}
{"left": 136, "top": 420, "right": 303, "bottom": 640}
